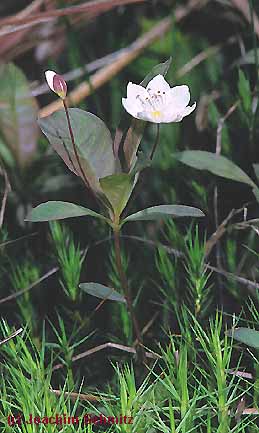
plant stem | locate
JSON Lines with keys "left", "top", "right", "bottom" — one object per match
{"left": 249, "top": 0, "right": 258, "bottom": 91}
{"left": 62, "top": 99, "right": 111, "bottom": 211}
{"left": 150, "top": 124, "right": 160, "bottom": 160}
{"left": 63, "top": 99, "right": 91, "bottom": 191}
{"left": 248, "top": 0, "right": 258, "bottom": 155}
{"left": 113, "top": 228, "right": 145, "bottom": 361}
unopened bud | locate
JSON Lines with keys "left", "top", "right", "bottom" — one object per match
{"left": 45, "top": 70, "right": 67, "bottom": 99}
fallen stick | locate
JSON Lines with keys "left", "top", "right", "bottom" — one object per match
{"left": 39, "top": 17, "right": 172, "bottom": 117}
{"left": 0, "top": 0, "right": 145, "bottom": 32}
{"left": 0, "top": 327, "right": 23, "bottom": 346}
{"left": 0, "top": 165, "right": 11, "bottom": 229}
{"left": 39, "top": 0, "right": 208, "bottom": 117}
{"left": 0, "top": 267, "right": 59, "bottom": 305}
{"left": 52, "top": 341, "right": 161, "bottom": 371}
{"left": 230, "top": 0, "right": 259, "bottom": 38}
{"left": 50, "top": 389, "right": 109, "bottom": 402}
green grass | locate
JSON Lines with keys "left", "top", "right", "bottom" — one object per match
{"left": 0, "top": 307, "right": 258, "bottom": 432}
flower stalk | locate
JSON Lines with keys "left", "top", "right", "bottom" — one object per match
{"left": 45, "top": 70, "right": 92, "bottom": 193}
{"left": 150, "top": 124, "right": 160, "bottom": 160}
{"left": 62, "top": 99, "right": 91, "bottom": 191}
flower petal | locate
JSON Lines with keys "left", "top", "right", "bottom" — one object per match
{"left": 122, "top": 97, "right": 140, "bottom": 118}
{"left": 162, "top": 112, "right": 183, "bottom": 123}
{"left": 146, "top": 74, "right": 171, "bottom": 93}
{"left": 163, "top": 102, "right": 196, "bottom": 123}
{"left": 169, "top": 85, "right": 190, "bottom": 109}
{"left": 181, "top": 102, "right": 196, "bottom": 118}
{"left": 126, "top": 82, "right": 148, "bottom": 100}
{"left": 45, "top": 70, "right": 67, "bottom": 99}
{"left": 45, "top": 70, "right": 56, "bottom": 92}
{"left": 136, "top": 111, "right": 163, "bottom": 123}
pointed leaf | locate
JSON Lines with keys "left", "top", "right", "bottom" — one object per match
{"left": 100, "top": 173, "right": 136, "bottom": 218}
{"left": 130, "top": 151, "right": 152, "bottom": 175}
{"left": 235, "top": 48, "right": 259, "bottom": 66}
{"left": 227, "top": 327, "right": 259, "bottom": 349}
{"left": 174, "top": 151, "right": 256, "bottom": 188}
{"left": 0, "top": 137, "right": 15, "bottom": 168}
{"left": 238, "top": 69, "right": 251, "bottom": 113}
{"left": 0, "top": 63, "right": 39, "bottom": 168}
{"left": 25, "top": 201, "right": 106, "bottom": 222}
{"left": 252, "top": 187, "right": 259, "bottom": 202}
{"left": 123, "top": 204, "right": 204, "bottom": 223}
{"left": 123, "top": 119, "right": 146, "bottom": 171}
{"left": 79, "top": 282, "right": 126, "bottom": 303}
{"left": 38, "top": 108, "right": 116, "bottom": 193}
{"left": 253, "top": 163, "right": 259, "bottom": 183}
{"left": 140, "top": 57, "right": 172, "bottom": 87}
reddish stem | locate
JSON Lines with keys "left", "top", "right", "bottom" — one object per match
{"left": 62, "top": 99, "right": 91, "bottom": 191}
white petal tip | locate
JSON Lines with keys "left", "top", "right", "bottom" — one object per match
{"left": 45, "top": 70, "right": 67, "bottom": 99}
{"left": 45, "top": 70, "right": 56, "bottom": 92}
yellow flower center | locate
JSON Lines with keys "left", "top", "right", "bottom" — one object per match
{"left": 152, "top": 110, "right": 161, "bottom": 118}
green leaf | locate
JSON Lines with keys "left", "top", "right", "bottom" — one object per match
{"left": 235, "top": 49, "right": 259, "bottom": 66}
{"left": 252, "top": 164, "right": 259, "bottom": 201}
{"left": 174, "top": 151, "right": 256, "bottom": 188}
{"left": 0, "top": 136, "right": 15, "bottom": 167}
{"left": 115, "top": 58, "right": 172, "bottom": 171}
{"left": 123, "top": 119, "right": 146, "bottom": 171}
{"left": 38, "top": 108, "right": 116, "bottom": 193}
{"left": 0, "top": 63, "right": 39, "bottom": 168}
{"left": 140, "top": 57, "right": 172, "bottom": 87}
{"left": 253, "top": 163, "right": 259, "bottom": 183}
{"left": 79, "top": 282, "right": 126, "bottom": 303}
{"left": 123, "top": 204, "right": 204, "bottom": 223}
{"left": 238, "top": 69, "right": 251, "bottom": 113}
{"left": 39, "top": 175, "right": 73, "bottom": 193}
{"left": 130, "top": 151, "right": 152, "bottom": 175}
{"left": 227, "top": 327, "right": 259, "bottom": 349}
{"left": 252, "top": 187, "right": 259, "bottom": 202}
{"left": 100, "top": 173, "right": 135, "bottom": 218}
{"left": 25, "top": 201, "right": 106, "bottom": 222}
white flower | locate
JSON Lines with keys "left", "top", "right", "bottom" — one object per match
{"left": 122, "top": 74, "right": 196, "bottom": 123}
{"left": 45, "top": 70, "right": 67, "bottom": 99}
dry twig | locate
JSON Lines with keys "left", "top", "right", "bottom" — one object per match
{"left": 231, "top": 0, "right": 259, "bottom": 38}
{"left": 205, "top": 203, "right": 249, "bottom": 257}
{"left": 39, "top": 0, "right": 208, "bottom": 117}
{"left": 0, "top": 266, "right": 58, "bottom": 305}
{"left": 0, "top": 165, "right": 11, "bottom": 230}
{"left": 0, "top": 232, "right": 37, "bottom": 249}
{"left": 50, "top": 389, "right": 108, "bottom": 402}
{"left": 0, "top": 0, "right": 44, "bottom": 57}
{"left": 133, "top": 311, "right": 159, "bottom": 347}
{"left": 53, "top": 341, "right": 161, "bottom": 371}
{"left": 120, "top": 235, "right": 259, "bottom": 293}
{"left": 0, "top": 327, "right": 23, "bottom": 346}
{"left": 39, "top": 16, "right": 172, "bottom": 117}
{"left": 0, "top": 0, "right": 145, "bottom": 34}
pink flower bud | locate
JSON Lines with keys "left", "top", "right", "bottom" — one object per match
{"left": 45, "top": 70, "right": 67, "bottom": 99}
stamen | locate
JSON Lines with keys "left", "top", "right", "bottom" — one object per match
{"left": 136, "top": 88, "right": 166, "bottom": 111}
{"left": 147, "top": 99, "right": 153, "bottom": 108}
{"left": 136, "top": 94, "right": 146, "bottom": 107}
